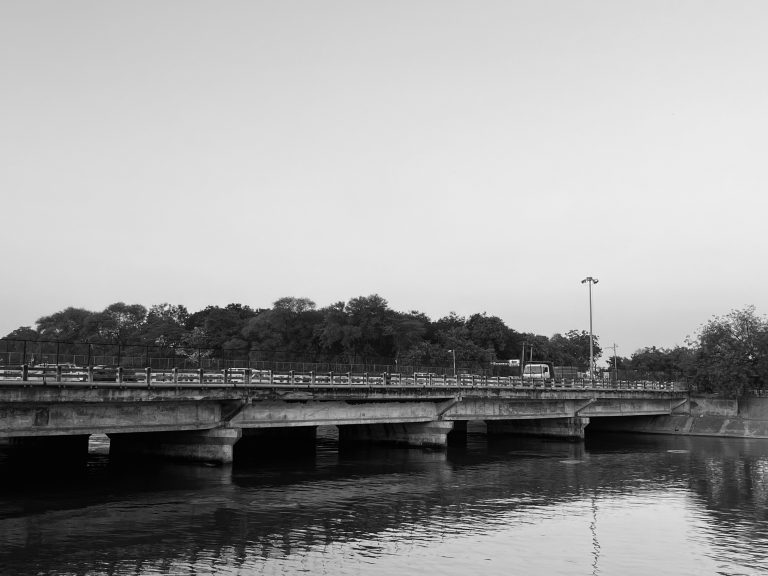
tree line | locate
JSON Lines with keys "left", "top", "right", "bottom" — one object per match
{"left": 3, "top": 295, "right": 599, "bottom": 372}
{"left": 3, "top": 297, "right": 767, "bottom": 395}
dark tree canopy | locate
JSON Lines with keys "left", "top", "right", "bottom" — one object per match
{"left": 6, "top": 298, "right": 765, "bottom": 394}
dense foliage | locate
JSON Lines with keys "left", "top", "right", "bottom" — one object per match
{"left": 2, "top": 295, "right": 601, "bottom": 372}
{"left": 6, "top": 298, "right": 768, "bottom": 393}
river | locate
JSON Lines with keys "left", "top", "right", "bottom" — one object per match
{"left": 1, "top": 427, "right": 767, "bottom": 575}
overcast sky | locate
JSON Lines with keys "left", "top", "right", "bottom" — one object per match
{"left": 2, "top": 1, "right": 767, "bottom": 359}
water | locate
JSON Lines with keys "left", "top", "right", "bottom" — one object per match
{"left": 1, "top": 429, "right": 768, "bottom": 576}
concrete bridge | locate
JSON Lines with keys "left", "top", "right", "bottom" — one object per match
{"left": 0, "top": 366, "right": 687, "bottom": 463}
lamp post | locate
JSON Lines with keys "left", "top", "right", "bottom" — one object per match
{"left": 448, "top": 349, "right": 456, "bottom": 377}
{"left": 581, "top": 276, "right": 599, "bottom": 383}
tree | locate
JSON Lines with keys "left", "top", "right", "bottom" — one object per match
{"left": 143, "top": 304, "right": 189, "bottom": 347}
{"left": 691, "top": 306, "right": 768, "bottom": 396}
{"left": 37, "top": 307, "right": 94, "bottom": 341}
{"left": 314, "top": 301, "right": 349, "bottom": 358}
{"left": 242, "top": 297, "right": 321, "bottom": 358}
{"left": 434, "top": 313, "right": 494, "bottom": 367}
{"left": 385, "top": 312, "right": 428, "bottom": 361}
{"left": 186, "top": 304, "right": 257, "bottom": 349}
{"left": 88, "top": 303, "right": 147, "bottom": 342}
{"left": 4, "top": 326, "right": 39, "bottom": 341}
{"left": 344, "top": 295, "right": 395, "bottom": 359}
{"left": 544, "top": 330, "right": 598, "bottom": 370}
{"left": 466, "top": 313, "right": 519, "bottom": 360}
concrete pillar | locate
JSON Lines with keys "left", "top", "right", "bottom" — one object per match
{"left": 235, "top": 426, "right": 318, "bottom": 459}
{"left": 7, "top": 434, "right": 90, "bottom": 465}
{"left": 486, "top": 417, "right": 590, "bottom": 441}
{"left": 339, "top": 421, "right": 454, "bottom": 448}
{"left": 109, "top": 427, "right": 242, "bottom": 464}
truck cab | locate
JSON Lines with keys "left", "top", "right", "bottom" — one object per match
{"left": 522, "top": 362, "right": 555, "bottom": 381}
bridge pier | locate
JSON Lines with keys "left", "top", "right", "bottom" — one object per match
{"left": 486, "top": 417, "right": 590, "bottom": 441}
{"left": 339, "top": 421, "right": 454, "bottom": 448}
{"left": 108, "top": 427, "right": 242, "bottom": 464}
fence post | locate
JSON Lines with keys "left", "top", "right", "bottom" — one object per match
{"left": 145, "top": 367, "right": 151, "bottom": 387}
{"left": 172, "top": 367, "right": 178, "bottom": 384}
{"left": 198, "top": 367, "right": 204, "bottom": 384}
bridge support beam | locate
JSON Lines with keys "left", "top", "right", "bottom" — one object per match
{"left": 108, "top": 428, "right": 242, "bottom": 464}
{"left": 486, "top": 417, "right": 590, "bottom": 441}
{"left": 339, "top": 421, "right": 454, "bottom": 448}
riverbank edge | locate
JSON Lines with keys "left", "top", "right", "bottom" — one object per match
{"left": 589, "top": 395, "right": 768, "bottom": 439}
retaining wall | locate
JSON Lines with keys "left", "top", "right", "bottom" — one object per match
{"left": 589, "top": 395, "right": 768, "bottom": 439}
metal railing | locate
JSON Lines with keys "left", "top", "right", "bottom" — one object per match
{"left": 0, "top": 338, "right": 465, "bottom": 376}
{"left": 0, "top": 362, "right": 684, "bottom": 391}
{"left": 0, "top": 337, "right": 687, "bottom": 389}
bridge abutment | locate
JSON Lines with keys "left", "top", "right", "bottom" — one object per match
{"left": 486, "top": 417, "right": 590, "bottom": 441}
{"left": 339, "top": 421, "right": 454, "bottom": 448}
{"left": 108, "top": 427, "right": 242, "bottom": 464}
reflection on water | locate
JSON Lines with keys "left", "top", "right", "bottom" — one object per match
{"left": 1, "top": 430, "right": 768, "bottom": 575}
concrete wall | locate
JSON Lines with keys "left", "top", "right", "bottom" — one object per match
{"left": 688, "top": 397, "right": 738, "bottom": 417}
{"left": 486, "top": 417, "right": 590, "bottom": 440}
{"left": 109, "top": 428, "right": 242, "bottom": 464}
{"left": 738, "top": 397, "right": 768, "bottom": 419}
{"left": 0, "top": 402, "right": 223, "bottom": 437}
{"left": 234, "top": 400, "right": 439, "bottom": 428}
{"left": 589, "top": 395, "right": 768, "bottom": 439}
{"left": 339, "top": 421, "right": 454, "bottom": 448}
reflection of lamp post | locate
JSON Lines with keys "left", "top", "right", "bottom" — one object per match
{"left": 590, "top": 492, "right": 600, "bottom": 575}
{"left": 581, "top": 276, "right": 598, "bottom": 383}
{"left": 448, "top": 349, "right": 456, "bottom": 376}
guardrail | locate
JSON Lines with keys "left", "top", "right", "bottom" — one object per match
{"left": 0, "top": 364, "right": 684, "bottom": 391}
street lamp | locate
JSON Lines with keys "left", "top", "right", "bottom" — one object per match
{"left": 448, "top": 349, "right": 456, "bottom": 377}
{"left": 581, "top": 276, "right": 599, "bottom": 383}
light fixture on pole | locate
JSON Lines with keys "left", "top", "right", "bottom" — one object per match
{"left": 581, "top": 276, "right": 599, "bottom": 383}
{"left": 448, "top": 349, "right": 456, "bottom": 377}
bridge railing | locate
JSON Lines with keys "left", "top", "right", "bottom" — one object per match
{"left": 0, "top": 363, "right": 684, "bottom": 391}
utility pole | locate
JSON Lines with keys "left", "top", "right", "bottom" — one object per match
{"left": 612, "top": 343, "right": 618, "bottom": 383}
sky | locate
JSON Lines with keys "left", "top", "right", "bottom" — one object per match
{"left": 2, "top": 1, "right": 767, "bottom": 360}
